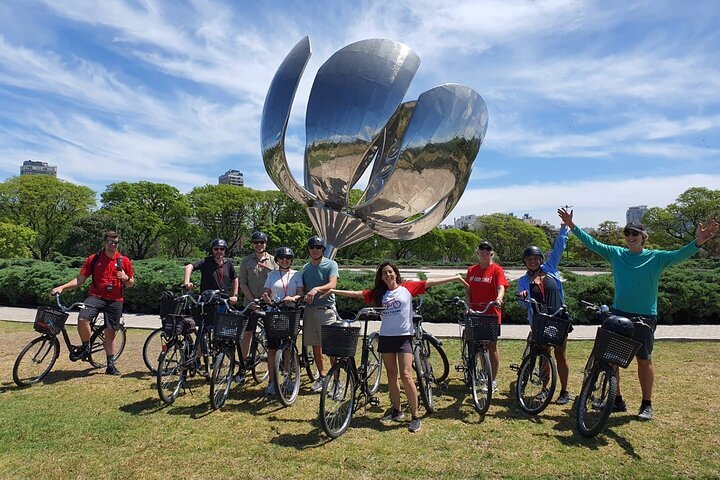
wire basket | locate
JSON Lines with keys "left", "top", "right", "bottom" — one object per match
{"left": 162, "top": 314, "right": 195, "bottom": 336}
{"left": 213, "top": 311, "right": 249, "bottom": 341}
{"left": 532, "top": 313, "right": 572, "bottom": 346}
{"left": 33, "top": 306, "right": 69, "bottom": 336}
{"left": 321, "top": 324, "right": 361, "bottom": 358}
{"left": 464, "top": 313, "right": 500, "bottom": 343}
{"left": 591, "top": 327, "right": 642, "bottom": 368}
{"left": 265, "top": 310, "right": 301, "bottom": 338}
{"left": 159, "top": 292, "right": 185, "bottom": 319}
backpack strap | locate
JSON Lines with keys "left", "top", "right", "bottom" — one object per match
{"left": 89, "top": 251, "right": 102, "bottom": 289}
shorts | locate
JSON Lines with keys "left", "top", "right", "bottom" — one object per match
{"left": 610, "top": 308, "right": 657, "bottom": 360}
{"left": 78, "top": 296, "right": 123, "bottom": 331}
{"left": 303, "top": 305, "right": 337, "bottom": 347}
{"left": 378, "top": 335, "right": 413, "bottom": 354}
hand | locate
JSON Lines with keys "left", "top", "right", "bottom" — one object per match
{"left": 456, "top": 274, "right": 469, "bottom": 288}
{"left": 282, "top": 296, "right": 296, "bottom": 304}
{"left": 557, "top": 208, "right": 575, "bottom": 229}
{"left": 494, "top": 299, "right": 503, "bottom": 308}
{"left": 184, "top": 282, "right": 194, "bottom": 290}
{"left": 117, "top": 271, "right": 129, "bottom": 282}
{"left": 51, "top": 286, "right": 63, "bottom": 296}
{"left": 696, "top": 220, "right": 719, "bottom": 246}
{"left": 229, "top": 296, "right": 238, "bottom": 305}
{"left": 518, "top": 290, "right": 528, "bottom": 299}
{"left": 305, "top": 288, "right": 318, "bottom": 304}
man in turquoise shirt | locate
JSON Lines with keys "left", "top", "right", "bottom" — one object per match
{"left": 558, "top": 207, "right": 717, "bottom": 421}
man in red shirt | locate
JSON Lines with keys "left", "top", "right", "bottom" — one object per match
{"left": 52, "top": 231, "right": 135, "bottom": 375}
{"left": 465, "top": 240, "right": 509, "bottom": 390}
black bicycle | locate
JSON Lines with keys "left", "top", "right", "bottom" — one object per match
{"left": 447, "top": 296, "right": 499, "bottom": 415}
{"left": 318, "top": 307, "right": 383, "bottom": 439}
{"left": 142, "top": 288, "right": 195, "bottom": 374}
{"left": 575, "top": 301, "right": 650, "bottom": 437}
{"left": 13, "top": 293, "right": 127, "bottom": 386}
{"left": 511, "top": 296, "right": 572, "bottom": 415}
{"left": 412, "top": 297, "right": 449, "bottom": 414}
{"left": 263, "top": 301, "right": 307, "bottom": 406}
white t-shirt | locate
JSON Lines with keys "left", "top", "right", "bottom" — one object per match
{"left": 378, "top": 285, "right": 415, "bottom": 337}
{"left": 263, "top": 269, "right": 304, "bottom": 301}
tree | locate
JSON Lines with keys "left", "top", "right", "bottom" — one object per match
{"left": 0, "top": 175, "right": 95, "bottom": 259}
{"left": 473, "top": 214, "right": 550, "bottom": 263}
{"left": 100, "top": 181, "right": 190, "bottom": 259}
{"left": 260, "top": 222, "right": 313, "bottom": 259}
{"left": 57, "top": 212, "right": 115, "bottom": 257}
{"left": 595, "top": 220, "right": 624, "bottom": 246}
{"left": 0, "top": 221, "right": 36, "bottom": 258}
{"left": 441, "top": 228, "right": 480, "bottom": 263}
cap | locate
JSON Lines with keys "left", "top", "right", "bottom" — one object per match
{"left": 478, "top": 240, "right": 494, "bottom": 250}
{"left": 623, "top": 222, "right": 646, "bottom": 233}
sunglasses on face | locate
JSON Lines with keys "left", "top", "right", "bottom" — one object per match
{"left": 277, "top": 255, "right": 293, "bottom": 260}
{"left": 309, "top": 246, "right": 323, "bottom": 250}
{"left": 478, "top": 246, "right": 492, "bottom": 251}
{"left": 253, "top": 241, "right": 266, "bottom": 245}
{"left": 624, "top": 230, "right": 641, "bottom": 237}
{"left": 106, "top": 240, "right": 119, "bottom": 245}
{"left": 213, "top": 247, "right": 226, "bottom": 252}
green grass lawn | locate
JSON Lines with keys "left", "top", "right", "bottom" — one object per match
{"left": 1, "top": 320, "right": 719, "bottom": 479}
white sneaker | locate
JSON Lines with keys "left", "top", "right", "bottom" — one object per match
{"left": 480, "top": 380, "right": 498, "bottom": 394}
{"left": 311, "top": 377, "right": 324, "bottom": 393}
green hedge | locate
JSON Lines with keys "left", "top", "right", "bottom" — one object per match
{"left": 0, "top": 258, "right": 717, "bottom": 324}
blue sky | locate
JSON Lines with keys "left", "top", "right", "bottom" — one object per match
{"left": 1, "top": 0, "right": 719, "bottom": 229}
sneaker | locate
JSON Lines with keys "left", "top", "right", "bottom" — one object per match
{"left": 233, "top": 374, "right": 246, "bottom": 386}
{"left": 265, "top": 382, "right": 276, "bottom": 396}
{"left": 480, "top": 380, "right": 499, "bottom": 394}
{"left": 408, "top": 417, "right": 421, "bottom": 433}
{"left": 613, "top": 397, "right": 627, "bottom": 413}
{"left": 69, "top": 346, "right": 89, "bottom": 362}
{"left": 105, "top": 364, "right": 121, "bottom": 376}
{"left": 638, "top": 405, "right": 653, "bottom": 421}
{"left": 534, "top": 388, "right": 550, "bottom": 403}
{"left": 381, "top": 409, "right": 406, "bottom": 422}
{"left": 556, "top": 391, "right": 573, "bottom": 405}
{"left": 492, "top": 381, "right": 498, "bottom": 393}
{"left": 311, "top": 377, "right": 325, "bottom": 393}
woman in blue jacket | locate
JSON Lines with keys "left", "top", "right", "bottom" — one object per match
{"left": 517, "top": 225, "right": 571, "bottom": 405}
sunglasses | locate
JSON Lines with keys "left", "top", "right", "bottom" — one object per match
{"left": 277, "top": 255, "right": 293, "bottom": 260}
{"left": 308, "top": 245, "right": 324, "bottom": 250}
{"left": 213, "top": 247, "right": 226, "bottom": 251}
{"left": 624, "top": 230, "right": 641, "bottom": 237}
{"left": 253, "top": 241, "right": 266, "bottom": 245}
{"left": 106, "top": 240, "right": 119, "bottom": 245}
{"left": 478, "top": 246, "right": 492, "bottom": 251}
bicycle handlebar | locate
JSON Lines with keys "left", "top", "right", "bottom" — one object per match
{"left": 515, "top": 294, "right": 567, "bottom": 318}
{"left": 445, "top": 296, "right": 497, "bottom": 316}
{"left": 580, "top": 299, "right": 652, "bottom": 330}
{"left": 341, "top": 306, "right": 386, "bottom": 325}
{"left": 54, "top": 292, "right": 85, "bottom": 312}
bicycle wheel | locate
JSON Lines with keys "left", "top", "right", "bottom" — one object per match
{"left": 275, "top": 343, "right": 301, "bottom": 406}
{"left": 470, "top": 347, "right": 493, "bottom": 415}
{"left": 210, "top": 350, "right": 235, "bottom": 410}
{"left": 13, "top": 336, "right": 60, "bottom": 386}
{"left": 142, "top": 328, "right": 167, "bottom": 374}
{"left": 516, "top": 350, "right": 556, "bottom": 415}
{"left": 577, "top": 363, "right": 617, "bottom": 438}
{"left": 251, "top": 330, "right": 269, "bottom": 384}
{"left": 88, "top": 325, "right": 127, "bottom": 368}
{"left": 414, "top": 343, "right": 434, "bottom": 414}
{"left": 424, "top": 334, "right": 450, "bottom": 384}
{"left": 157, "top": 340, "right": 186, "bottom": 404}
{"left": 319, "top": 361, "right": 356, "bottom": 439}
{"left": 301, "top": 344, "right": 320, "bottom": 382}
{"left": 366, "top": 332, "right": 383, "bottom": 395}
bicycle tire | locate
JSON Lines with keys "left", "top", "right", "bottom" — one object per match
{"left": 577, "top": 363, "right": 617, "bottom": 438}
{"left": 88, "top": 325, "right": 127, "bottom": 368}
{"left": 471, "top": 347, "right": 493, "bottom": 415}
{"left": 251, "top": 330, "right": 269, "bottom": 384}
{"left": 414, "top": 344, "right": 434, "bottom": 414}
{"left": 274, "top": 342, "right": 301, "bottom": 406}
{"left": 319, "top": 361, "right": 356, "bottom": 439}
{"left": 301, "top": 344, "right": 320, "bottom": 381}
{"left": 210, "top": 350, "right": 235, "bottom": 410}
{"left": 424, "top": 334, "right": 450, "bottom": 384}
{"left": 142, "top": 327, "right": 167, "bottom": 374}
{"left": 366, "top": 332, "right": 383, "bottom": 395}
{"left": 516, "top": 350, "right": 556, "bottom": 415}
{"left": 13, "top": 336, "right": 60, "bottom": 387}
{"left": 157, "top": 340, "right": 185, "bottom": 404}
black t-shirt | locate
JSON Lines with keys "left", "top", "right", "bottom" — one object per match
{"left": 192, "top": 257, "right": 237, "bottom": 293}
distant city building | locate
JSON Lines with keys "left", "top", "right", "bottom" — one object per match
{"left": 521, "top": 213, "right": 541, "bottom": 227}
{"left": 454, "top": 214, "right": 477, "bottom": 229}
{"left": 20, "top": 160, "right": 57, "bottom": 177}
{"left": 626, "top": 205, "right": 648, "bottom": 225}
{"left": 218, "top": 169, "right": 244, "bottom": 186}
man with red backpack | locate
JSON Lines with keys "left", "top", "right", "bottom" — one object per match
{"left": 52, "top": 231, "right": 135, "bottom": 375}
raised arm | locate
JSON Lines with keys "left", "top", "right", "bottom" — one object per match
{"left": 544, "top": 225, "right": 569, "bottom": 273}
{"left": 425, "top": 273, "right": 469, "bottom": 289}
{"left": 325, "top": 288, "right": 364, "bottom": 299}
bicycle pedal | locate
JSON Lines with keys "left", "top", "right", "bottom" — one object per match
{"left": 369, "top": 396, "right": 380, "bottom": 406}
{"left": 455, "top": 365, "right": 465, "bottom": 372}
{"left": 509, "top": 364, "right": 520, "bottom": 372}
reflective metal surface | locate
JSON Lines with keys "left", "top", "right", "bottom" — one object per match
{"left": 261, "top": 38, "right": 488, "bottom": 256}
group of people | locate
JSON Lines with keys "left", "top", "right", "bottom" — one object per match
{"left": 51, "top": 208, "right": 718, "bottom": 430}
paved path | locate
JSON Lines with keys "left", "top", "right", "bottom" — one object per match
{"left": 346, "top": 267, "right": 608, "bottom": 282}
{"left": 2, "top": 306, "right": 718, "bottom": 340}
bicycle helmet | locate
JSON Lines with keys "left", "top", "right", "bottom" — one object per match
{"left": 274, "top": 246, "right": 294, "bottom": 262}
{"left": 601, "top": 315, "right": 635, "bottom": 338}
{"left": 251, "top": 231, "right": 268, "bottom": 242}
{"left": 523, "top": 245, "right": 544, "bottom": 262}
{"left": 307, "top": 235, "right": 325, "bottom": 249}
{"left": 210, "top": 238, "right": 228, "bottom": 250}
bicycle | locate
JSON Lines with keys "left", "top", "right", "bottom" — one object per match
{"left": 575, "top": 301, "right": 650, "bottom": 438}
{"left": 412, "top": 297, "right": 450, "bottom": 414}
{"left": 510, "top": 296, "right": 572, "bottom": 415}
{"left": 142, "top": 288, "right": 195, "bottom": 374}
{"left": 318, "top": 307, "right": 383, "bottom": 439}
{"left": 447, "top": 296, "right": 499, "bottom": 415}
{"left": 13, "top": 293, "right": 127, "bottom": 386}
{"left": 264, "top": 301, "right": 306, "bottom": 406}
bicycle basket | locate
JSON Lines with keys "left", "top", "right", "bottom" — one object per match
{"left": 33, "top": 306, "right": 69, "bottom": 336}
{"left": 265, "top": 310, "right": 300, "bottom": 338}
{"left": 162, "top": 314, "right": 195, "bottom": 336}
{"left": 213, "top": 311, "right": 248, "bottom": 341}
{"left": 464, "top": 313, "right": 500, "bottom": 343}
{"left": 159, "top": 291, "right": 185, "bottom": 319}
{"left": 532, "top": 313, "right": 572, "bottom": 346}
{"left": 321, "top": 323, "right": 360, "bottom": 358}
{"left": 591, "top": 327, "right": 642, "bottom": 368}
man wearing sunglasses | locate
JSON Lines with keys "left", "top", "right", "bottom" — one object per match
{"left": 558, "top": 207, "right": 718, "bottom": 421}
{"left": 183, "top": 238, "right": 238, "bottom": 304}
{"left": 52, "top": 231, "right": 134, "bottom": 375}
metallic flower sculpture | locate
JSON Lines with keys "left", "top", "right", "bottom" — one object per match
{"left": 261, "top": 37, "right": 488, "bottom": 258}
